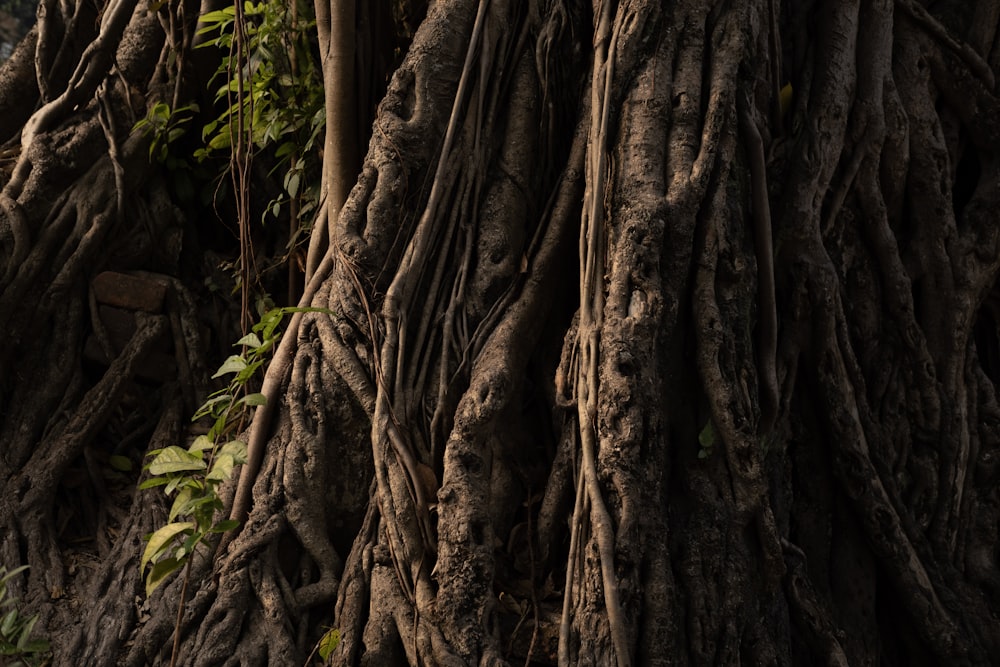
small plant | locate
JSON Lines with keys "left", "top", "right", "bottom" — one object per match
{"left": 305, "top": 627, "right": 340, "bottom": 665}
{"left": 139, "top": 376, "right": 252, "bottom": 597}
{"left": 132, "top": 101, "right": 208, "bottom": 204}
{"left": 139, "top": 306, "right": 330, "bottom": 585}
{"left": 139, "top": 308, "right": 309, "bottom": 595}
{"left": 132, "top": 102, "right": 199, "bottom": 165}
{"left": 0, "top": 566, "right": 51, "bottom": 666}
{"left": 698, "top": 420, "right": 715, "bottom": 459}
{"left": 195, "top": 0, "right": 324, "bottom": 229}
{"left": 141, "top": 306, "right": 327, "bottom": 665}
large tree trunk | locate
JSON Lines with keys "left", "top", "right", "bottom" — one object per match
{"left": 2, "top": 0, "right": 999, "bottom": 665}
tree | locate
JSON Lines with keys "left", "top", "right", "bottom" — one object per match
{"left": 1, "top": 0, "right": 999, "bottom": 664}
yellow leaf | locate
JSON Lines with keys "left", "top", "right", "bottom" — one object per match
{"left": 141, "top": 522, "right": 194, "bottom": 571}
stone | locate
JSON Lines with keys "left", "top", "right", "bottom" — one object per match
{"left": 92, "top": 271, "right": 167, "bottom": 313}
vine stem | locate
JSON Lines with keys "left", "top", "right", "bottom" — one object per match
{"left": 738, "top": 96, "right": 778, "bottom": 433}
{"left": 567, "top": 1, "right": 631, "bottom": 665}
{"left": 223, "top": 251, "right": 336, "bottom": 542}
{"left": 232, "top": 0, "right": 254, "bottom": 335}
{"left": 169, "top": 556, "right": 193, "bottom": 667}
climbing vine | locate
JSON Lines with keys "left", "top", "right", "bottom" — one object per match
{"left": 197, "top": 0, "right": 325, "bottom": 298}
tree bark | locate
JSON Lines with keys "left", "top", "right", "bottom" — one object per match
{"left": 1, "top": 0, "right": 999, "bottom": 665}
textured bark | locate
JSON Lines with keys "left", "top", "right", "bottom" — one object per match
{"left": 1, "top": 0, "right": 1000, "bottom": 665}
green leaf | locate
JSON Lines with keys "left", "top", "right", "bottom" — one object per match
{"left": 285, "top": 171, "right": 300, "bottom": 198}
{"left": 255, "top": 295, "right": 277, "bottom": 319}
{"left": 213, "top": 354, "right": 248, "bottom": 378}
{"left": 220, "top": 440, "right": 248, "bottom": 462}
{"left": 141, "top": 522, "right": 195, "bottom": 571}
{"left": 201, "top": 119, "right": 218, "bottom": 141}
{"left": 193, "top": 393, "right": 232, "bottom": 420}
{"left": 109, "top": 455, "right": 133, "bottom": 472}
{"left": 207, "top": 453, "right": 236, "bottom": 481}
{"left": 0, "top": 566, "right": 28, "bottom": 584}
{"left": 236, "top": 332, "right": 263, "bottom": 349}
{"left": 15, "top": 614, "right": 38, "bottom": 649}
{"left": 235, "top": 358, "right": 265, "bottom": 384}
{"left": 176, "top": 530, "right": 202, "bottom": 559}
{"left": 698, "top": 421, "right": 714, "bottom": 449}
{"left": 318, "top": 627, "right": 340, "bottom": 661}
{"left": 209, "top": 519, "right": 241, "bottom": 534}
{"left": 164, "top": 475, "right": 186, "bottom": 496}
{"left": 145, "top": 557, "right": 184, "bottom": 597}
{"left": 148, "top": 446, "right": 207, "bottom": 475}
{"left": 274, "top": 141, "right": 297, "bottom": 158}
{"left": 1, "top": 609, "right": 16, "bottom": 636}
{"left": 189, "top": 435, "right": 215, "bottom": 452}
{"left": 17, "top": 639, "right": 49, "bottom": 654}
{"left": 168, "top": 487, "right": 195, "bottom": 522}
{"left": 139, "top": 476, "right": 170, "bottom": 490}
{"left": 198, "top": 7, "right": 236, "bottom": 25}
{"left": 207, "top": 130, "right": 232, "bottom": 151}
{"left": 255, "top": 308, "right": 286, "bottom": 339}
{"left": 236, "top": 393, "right": 266, "bottom": 409}
{"left": 209, "top": 414, "right": 229, "bottom": 442}
{"left": 167, "top": 127, "right": 186, "bottom": 144}
{"left": 151, "top": 102, "right": 170, "bottom": 122}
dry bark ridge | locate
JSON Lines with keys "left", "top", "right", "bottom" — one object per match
{"left": 1, "top": 0, "right": 1000, "bottom": 665}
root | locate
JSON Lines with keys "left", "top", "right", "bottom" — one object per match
{"left": 1, "top": 313, "right": 167, "bottom": 601}
{"left": 66, "top": 396, "right": 181, "bottom": 664}
{"left": 225, "top": 251, "right": 335, "bottom": 535}
{"left": 564, "top": 0, "right": 629, "bottom": 662}
{"left": 9, "top": 0, "right": 141, "bottom": 197}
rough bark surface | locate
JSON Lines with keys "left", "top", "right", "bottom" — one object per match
{"left": 1, "top": 0, "right": 999, "bottom": 666}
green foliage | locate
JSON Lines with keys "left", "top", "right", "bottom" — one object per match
{"left": 139, "top": 435, "right": 247, "bottom": 596}
{"left": 195, "top": 0, "right": 325, "bottom": 229}
{"left": 698, "top": 420, "right": 715, "bottom": 459}
{"left": 141, "top": 307, "right": 330, "bottom": 597}
{"left": 317, "top": 627, "right": 340, "bottom": 661}
{"left": 131, "top": 102, "right": 208, "bottom": 204}
{"left": 109, "top": 454, "right": 133, "bottom": 472}
{"left": 135, "top": 0, "right": 326, "bottom": 293}
{"left": 132, "top": 102, "right": 199, "bottom": 165}
{"left": 303, "top": 626, "right": 339, "bottom": 664}
{"left": 0, "top": 567, "right": 51, "bottom": 666}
